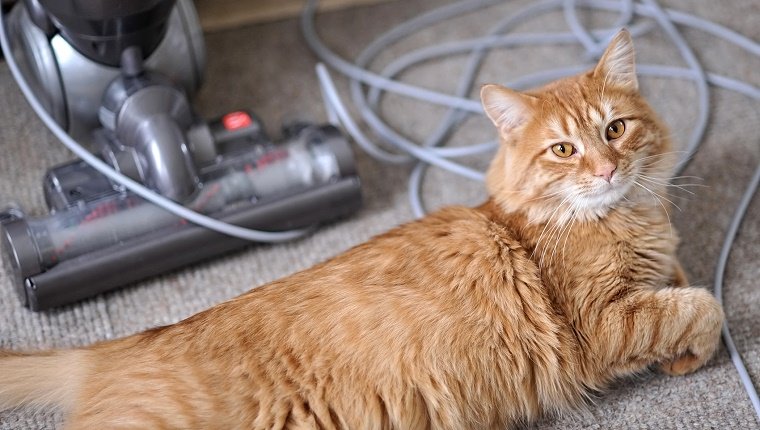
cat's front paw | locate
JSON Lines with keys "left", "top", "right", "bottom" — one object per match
{"left": 659, "top": 352, "right": 707, "bottom": 376}
{"left": 658, "top": 290, "right": 724, "bottom": 376}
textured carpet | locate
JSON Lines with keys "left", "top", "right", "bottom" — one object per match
{"left": 1, "top": 0, "right": 758, "bottom": 428}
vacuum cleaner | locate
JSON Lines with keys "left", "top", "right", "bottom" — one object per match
{"left": 0, "top": 0, "right": 363, "bottom": 310}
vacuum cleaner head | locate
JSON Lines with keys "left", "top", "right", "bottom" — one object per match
{"left": 1, "top": 116, "right": 362, "bottom": 310}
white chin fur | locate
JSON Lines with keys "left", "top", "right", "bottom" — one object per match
{"left": 571, "top": 179, "right": 634, "bottom": 221}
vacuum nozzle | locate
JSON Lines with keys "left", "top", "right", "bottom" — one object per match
{"left": 0, "top": 122, "right": 362, "bottom": 310}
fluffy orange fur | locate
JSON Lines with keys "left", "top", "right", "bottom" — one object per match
{"left": 0, "top": 30, "right": 723, "bottom": 429}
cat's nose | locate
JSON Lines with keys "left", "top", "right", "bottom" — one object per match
{"left": 595, "top": 163, "right": 617, "bottom": 182}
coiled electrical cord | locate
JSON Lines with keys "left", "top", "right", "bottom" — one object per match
{"left": 715, "top": 163, "right": 760, "bottom": 418}
{"left": 303, "top": 0, "right": 760, "bottom": 422}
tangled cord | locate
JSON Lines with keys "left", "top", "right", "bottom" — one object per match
{"left": 302, "top": 0, "right": 760, "bottom": 421}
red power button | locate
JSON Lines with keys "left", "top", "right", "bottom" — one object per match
{"left": 222, "top": 111, "right": 253, "bottom": 130}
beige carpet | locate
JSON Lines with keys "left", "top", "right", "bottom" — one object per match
{"left": 1, "top": 0, "right": 758, "bottom": 428}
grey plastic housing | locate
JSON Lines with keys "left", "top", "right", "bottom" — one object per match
{"left": 37, "top": 0, "right": 176, "bottom": 67}
{"left": 4, "top": 0, "right": 204, "bottom": 142}
{"left": 1, "top": 125, "right": 362, "bottom": 310}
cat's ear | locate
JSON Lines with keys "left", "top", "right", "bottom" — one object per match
{"left": 480, "top": 84, "right": 536, "bottom": 136}
{"left": 593, "top": 28, "right": 638, "bottom": 92}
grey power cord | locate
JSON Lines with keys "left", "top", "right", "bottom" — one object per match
{"left": 303, "top": 0, "right": 760, "bottom": 422}
{"left": 715, "top": 163, "right": 760, "bottom": 418}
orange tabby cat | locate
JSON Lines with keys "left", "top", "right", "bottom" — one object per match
{"left": 0, "top": 29, "right": 723, "bottom": 429}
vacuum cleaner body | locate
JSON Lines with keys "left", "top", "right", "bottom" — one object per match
{"left": 0, "top": 0, "right": 362, "bottom": 310}
{"left": 5, "top": 0, "right": 205, "bottom": 142}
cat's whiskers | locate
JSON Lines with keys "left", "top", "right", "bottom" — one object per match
{"left": 633, "top": 162, "right": 676, "bottom": 176}
{"left": 634, "top": 155, "right": 682, "bottom": 168}
{"left": 635, "top": 180, "right": 681, "bottom": 211}
{"left": 635, "top": 176, "right": 681, "bottom": 195}
{"left": 538, "top": 218, "right": 561, "bottom": 268}
{"left": 547, "top": 197, "right": 578, "bottom": 267}
{"left": 531, "top": 196, "right": 571, "bottom": 257}
{"left": 502, "top": 185, "right": 568, "bottom": 201}
{"left": 640, "top": 187, "right": 690, "bottom": 203}
{"left": 638, "top": 173, "right": 706, "bottom": 187}
{"left": 545, "top": 196, "right": 577, "bottom": 261}
{"left": 637, "top": 149, "right": 688, "bottom": 159}
{"left": 524, "top": 186, "right": 574, "bottom": 204}
{"left": 637, "top": 175, "right": 698, "bottom": 198}
{"left": 631, "top": 157, "right": 705, "bottom": 184}
{"left": 636, "top": 171, "right": 707, "bottom": 204}
{"left": 669, "top": 175, "right": 704, "bottom": 181}
{"left": 559, "top": 196, "right": 580, "bottom": 261}
{"left": 633, "top": 180, "right": 674, "bottom": 237}
{"left": 522, "top": 185, "right": 577, "bottom": 229}
{"left": 539, "top": 195, "right": 578, "bottom": 268}
{"left": 555, "top": 199, "right": 579, "bottom": 262}
{"left": 633, "top": 150, "right": 687, "bottom": 168}
{"left": 532, "top": 194, "right": 574, "bottom": 265}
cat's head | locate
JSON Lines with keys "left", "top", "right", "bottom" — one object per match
{"left": 481, "top": 29, "right": 672, "bottom": 223}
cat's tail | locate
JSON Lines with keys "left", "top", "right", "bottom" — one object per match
{"left": 0, "top": 348, "right": 90, "bottom": 412}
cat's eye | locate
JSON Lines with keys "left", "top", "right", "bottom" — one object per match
{"left": 606, "top": 119, "right": 625, "bottom": 140}
{"left": 551, "top": 143, "right": 575, "bottom": 158}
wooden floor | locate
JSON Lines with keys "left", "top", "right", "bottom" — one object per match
{"left": 196, "top": 0, "right": 395, "bottom": 32}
